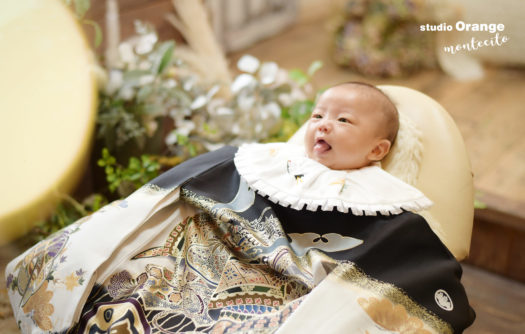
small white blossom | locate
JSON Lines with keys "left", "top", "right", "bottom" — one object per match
{"left": 139, "top": 74, "right": 155, "bottom": 86}
{"left": 278, "top": 93, "right": 293, "bottom": 107}
{"left": 165, "top": 131, "right": 178, "bottom": 146}
{"left": 231, "top": 124, "right": 240, "bottom": 135}
{"left": 176, "top": 120, "right": 195, "bottom": 136}
{"left": 262, "top": 102, "right": 281, "bottom": 119}
{"left": 238, "top": 94, "right": 255, "bottom": 111}
{"left": 216, "top": 107, "right": 234, "bottom": 116}
{"left": 231, "top": 74, "right": 256, "bottom": 94}
{"left": 138, "top": 60, "right": 152, "bottom": 70}
{"left": 163, "top": 79, "right": 177, "bottom": 89}
{"left": 206, "top": 85, "right": 220, "bottom": 99}
{"left": 190, "top": 95, "right": 207, "bottom": 110}
{"left": 118, "top": 43, "right": 135, "bottom": 66}
{"left": 119, "top": 86, "right": 135, "bottom": 100}
{"left": 105, "top": 70, "right": 123, "bottom": 95}
{"left": 259, "top": 62, "right": 279, "bottom": 85}
{"left": 135, "top": 33, "right": 158, "bottom": 55}
{"left": 237, "top": 55, "right": 260, "bottom": 73}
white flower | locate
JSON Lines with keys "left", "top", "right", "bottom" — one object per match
{"left": 139, "top": 74, "right": 155, "bottom": 86}
{"left": 118, "top": 42, "right": 135, "bottom": 66}
{"left": 119, "top": 86, "right": 135, "bottom": 100}
{"left": 231, "top": 74, "right": 256, "bottom": 94}
{"left": 238, "top": 94, "right": 255, "bottom": 111}
{"left": 190, "top": 95, "right": 207, "bottom": 110}
{"left": 216, "top": 107, "right": 234, "bottom": 116}
{"left": 135, "top": 33, "right": 158, "bottom": 54}
{"left": 176, "top": 120, "right": 195, "bottom": 136}
{"left": 206, "top": 85, "right": 220, "bottom": 99}
{"left": 261, "top": 102, "right": 281, "bottom": 119}
{"left": 291, "top": 88, "right": 307, "bottom": 101}
{"left": 105, "top": 70, "right": 123, "bottom": 95}
{"left": 138, "top": 60, "right": 151, "bottom": 70}
{"left": 258, "top": 62, "right": 279, "bottom": 85}
{"left": 278, "top": 93, "right": 293, "bottom": 107}
{"left": 163, "top": 79, "right": 177, "bottom": 89}
{"left": 274, "top": 68, "right": 290, "bottom": 85}
{"left": 165, "top": 131, "right": 177, "bottom": 146}
{"left": 183, "top": 77, "right": 196, "bottom": 91}
{"left": 237, "top": 55, "right": 260, "bottom": 73}
{"left": 146, "top": 120, "right": 158, "bottom": 136}
{"left": 231, "top": 123, "right": 240, "bottom": 135}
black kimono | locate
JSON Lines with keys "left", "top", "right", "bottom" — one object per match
{"left": 6, "top": 145, "right": 475, "bottom": 333}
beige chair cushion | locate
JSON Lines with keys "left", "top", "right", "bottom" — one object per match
{"left": 288, "top": 85, "right": 474, "bottom": 260}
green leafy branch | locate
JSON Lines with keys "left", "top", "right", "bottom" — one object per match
{"left": 29, "top": 193, "right": 108, "bottom": 244}
{"left": 288, "top": 60, "right": 323, "bottom": 87}
{"left": 98, "top": 148, "right": 161, "bottom": 197}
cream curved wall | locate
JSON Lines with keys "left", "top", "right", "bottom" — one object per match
{"left": 0, "top": 0, "right": 98, "bottom": 245}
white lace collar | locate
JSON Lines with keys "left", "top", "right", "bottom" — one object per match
{"left": 234, "top": 143, "right": 432, "bottom": 216}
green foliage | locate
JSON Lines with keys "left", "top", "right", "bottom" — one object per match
{"left": 289, "top": 61, "right": 323, "bottom": 87}
{"left": 97, "top": 97, "right": 147, "bottom": 152}
{"left": 28, "top": 193, "right": 108, "bottom": 244}
{"left": 267, "top": 100, "right": 315, "bottom": 142}
{"left": 82, "top": 19, "right": 103, "bottom": 48}
{"left": 474, "top": 191, "right": 487, "bottom": 209}
{"left": 152, "top": 41, "right": 175, "bottom": 75}
{"left": 98, "top": 148, "right": 161, "bottom": 197}
{"left": 73, "top": 0, "right": 90, "bottom": 18}
{"left": 267, "top": 60, "right": 322, "bottom": 142}
{"left": 62, "top": 0, "right": 102, "bottom": 47}
{"left": 96, "top": 38, "right": 188, "bottom": 154}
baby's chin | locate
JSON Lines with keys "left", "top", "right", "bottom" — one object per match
{"left": 306, "top": 150, "right": 335, "bottom": 169}
{"left": 306, "top": 150, "right": 370, "bottom": 170}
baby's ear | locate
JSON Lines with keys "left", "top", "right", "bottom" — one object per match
{"left": 368, "top": 139, "right": 391, "bottom": 162}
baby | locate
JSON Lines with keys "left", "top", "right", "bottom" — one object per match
{"left": 304, "top": 81, "right": 399, "bottom": 170}
{"left": 6, "top": 82, "right": 474, "bottom": 333}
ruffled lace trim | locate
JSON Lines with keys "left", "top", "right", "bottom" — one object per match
{"left": 234, "top": 143, "right": 432, "bottom": 216}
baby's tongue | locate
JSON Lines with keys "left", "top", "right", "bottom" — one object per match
{"left": 313, "top": 140, "right": 331, "bottom": 153}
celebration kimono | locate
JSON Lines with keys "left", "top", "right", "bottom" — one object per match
{"left": 6, "top": 143, "right": 475, "bottom": 333}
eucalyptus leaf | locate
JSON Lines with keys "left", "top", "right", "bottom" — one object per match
{"left": 73, "top": 0, "right": 90, "bottom": 18}
{"left": 307, "top": 60, "right": 323, "bottom": 77}
{"left": 137, "top": 85, "right": 154, "bottom": 103}
{"left": 82, "top": 19, "right": 103, "bottom": 48}
{"left": 151, "top": 41, "right": 175, "bottom": 75}
{"left": 288, "top": 69, "right": 308, "bottom": 87}
{"left": 141, "top": 103, "right": 164, "bottom": 116}
{"left": 123, "top": 70, "right": 152, "bottom": 87}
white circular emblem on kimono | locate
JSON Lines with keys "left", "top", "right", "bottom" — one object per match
{"left": 435, "top": 289, "right": 454, "bottom": 311}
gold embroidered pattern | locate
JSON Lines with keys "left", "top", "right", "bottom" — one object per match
{"left": 22, "top": 280, "right": 54, "bottom": 331}
{"left": 358, "top": 296, "right": 432, "bottom": 334}
{"left": 333, "top": 263, "right": 453, "bottom": 334}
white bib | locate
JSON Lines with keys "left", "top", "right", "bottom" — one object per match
{"left": 234, "top": 143, "right": 432, "bottom": 216}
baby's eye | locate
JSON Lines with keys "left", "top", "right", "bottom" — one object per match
{"left": 311, "top": 113, "right": 323, "bottom": 119}
{"left": 338, "top": 117, "right": 350, "bottom": 123}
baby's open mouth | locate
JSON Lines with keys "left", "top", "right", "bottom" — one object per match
{"left": 313, "top": 139, "right": 331, "bottom": 153}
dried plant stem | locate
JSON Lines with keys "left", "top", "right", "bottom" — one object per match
{"left": 168, "top": 0, "right": 232, "bottom": 94}
{"left": 105, "top": 0, "right": 120, "bottom": 68}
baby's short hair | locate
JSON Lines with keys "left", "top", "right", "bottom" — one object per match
{"left": 335, "top": 81, "right": 399, "bottom": 145}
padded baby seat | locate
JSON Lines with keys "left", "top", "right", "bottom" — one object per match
{"left": 288, "top": 85, "right": 474, "bottom": 260}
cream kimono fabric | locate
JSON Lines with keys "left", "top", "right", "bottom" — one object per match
{"left": 5, "top": 146, "right": 473, "bottom": 333}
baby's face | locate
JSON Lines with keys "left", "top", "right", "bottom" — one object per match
{"left": 304, "top": 85, "right": 390, "bottom": 170}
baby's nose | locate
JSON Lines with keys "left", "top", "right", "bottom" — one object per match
{"left": 318, "top": 119, "right": 333, "bottom": 132}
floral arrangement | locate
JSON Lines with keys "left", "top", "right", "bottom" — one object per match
{"left": 332, "top": 0, "right": 436, "bottom": 77}
{"left": 28, "top": 19, "right": 320, "bottom": 243}
{"left": 97, "top": 21, "right": 319, "bottom": 165}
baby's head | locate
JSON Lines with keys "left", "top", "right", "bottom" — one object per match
{"left": 304, "top": 82, "right": 399, "bottom": 170}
